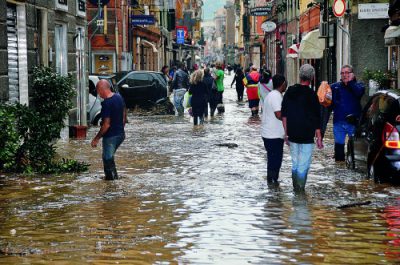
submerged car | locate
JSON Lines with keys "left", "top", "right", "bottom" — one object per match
{"left": 88, "top": 75, "right": 116, "bottom": 125}
{"left": 114, "top": 71, "right": 168, "bottom": 108}
{"left": 346, "top": 89, "right": 400, "bottom": 182}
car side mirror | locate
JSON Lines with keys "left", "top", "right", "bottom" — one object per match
{"left": 346, "top": 114, "right": 358, "bottom": 125}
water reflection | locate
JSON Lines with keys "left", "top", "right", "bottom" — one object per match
{"left": 0, "top": 75, "right": 399, "bottom": 264}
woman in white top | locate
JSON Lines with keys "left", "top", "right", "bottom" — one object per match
{"left": 260, "top": 74, "right": 287, "bottom": 185}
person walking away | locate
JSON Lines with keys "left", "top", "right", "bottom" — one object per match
{"left": 189, "top": 70, "right": 208, "bottom": 125}
{"left": 243, "top": 65, "right": 261, "bottom": 116}
{"left": 231, "top": 67, "right": 245, "bottom": 101}
{"left": 258, "top": 68, "right": 273, "bottom": 104}
{"left": 203, "top": 68, "right": 218, "bottom": 117}
{"left": 281, "top": 64, "right": 323, "bottom": 192}
{"left": 161, "top": 65, "right": 172, "bottom": 95}
{"left": 91, "top": 80, "right": 127, "bottom": 180}
{"left": 331, "top": 64, "right": 365, "bottom": 161}
{"left": 261, "top": 74, "right": 287, "bottom": 185}
{"left": 171, "top": 62, "right": 190, "bottom": 116}
{"left": 214, "top": 62, "right": 225, "bottom": 113}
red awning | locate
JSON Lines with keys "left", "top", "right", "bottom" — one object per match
{"left": 287, "top": 43, "right": 300, "bottom": 58}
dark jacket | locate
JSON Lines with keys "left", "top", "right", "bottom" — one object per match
{"left": 231, "top": 72, "right": 245, "bottom": 89}
{"left": 172, "top": 69, "right": 190, "bottom": 90}
{"left": 331, "top": 80, "right": 365, "bottom": 123}
{"left": 203, "top": 73, "right": 214, "bottom": 101}
{"left": 281, "top": 84, "right": 321, "bottom": 144}
{"left": 189, "top": 81, "right": 207, "bottom": 116}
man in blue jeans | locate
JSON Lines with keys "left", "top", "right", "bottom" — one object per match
{"left": 282, "top": 64, "right": 323, "bottom": 192}
{"left": 331, "top": 65, "right": 365, "bottom": 161}
{"left": 91, "top": 80, "right": 126, "bottom": 180}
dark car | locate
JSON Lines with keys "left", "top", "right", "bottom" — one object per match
{"left": 346, "top": 90, "right": 400, "bottom": 182}
{"left": 115, "top": 71, "right": 168, "bottom": 108}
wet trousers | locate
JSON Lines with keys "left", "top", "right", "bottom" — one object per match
{"left": 236, "top": 86, "right": 244, "bottom": 101}
{"left": 289, "top": 142, "right": 314, "bottom": 191}
{"left": 173, "top": 88, "right": 187, "bottom": 116}
{"left": 333, "top": 121, "right": 355, "bottom": 161}
{"left": 102, "top": 134, "right": 125, "bottom": 180}
{"left": 263, "top": 138, "right": 284, "bottom": 183}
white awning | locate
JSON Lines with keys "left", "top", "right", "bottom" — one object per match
{"left": 141, "top": 39, "right": 158, "bottom": 53}
{"left": 384, "top": 26, "right": 400, "bottom": 46}
{"left": 299, "top": 29, "right": 325, "bottom": 59}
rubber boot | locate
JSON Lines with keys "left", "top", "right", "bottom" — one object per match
{"left": 104, "top": 159, "right": 118, "bottom": 181}
{"left": 193, "top": 116, "right": 198, "bottom": 125}
{"left": 267, "top": 170, "right": 280, "bottom": 186}
{"left": 199, "top": 116, "right": 204, "bottom": 125}
{"left": 292, "top": 171, "right": 304, "bottom": 192}
{"left": 254, "top": 109, "right": 259, "bottom": 116}
{"left": 335, "top": 143, "right": 345, "bottom": 161}
{"left": 210, "top": 107, "right": 216, "bottom": 117}
{"left": 251, "top": 110, "right": 256, "bottom": 117}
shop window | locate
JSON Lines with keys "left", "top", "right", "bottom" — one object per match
{"left": 76, "top": 0, "right": 85, "bottom": 17}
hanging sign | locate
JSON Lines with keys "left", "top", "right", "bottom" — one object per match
{"left": 261, "top": 21, "right": 276, "bottom": 32}
{"left": 250, "top": 6, "right": 272, "bottom": 16}
{"left": 333, "top": 0, "right": 346, "bottom": 17}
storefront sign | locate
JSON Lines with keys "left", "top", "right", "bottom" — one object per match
{"left": 250, "top": 6, "right": 272, "bottom": 16}
{"left": 261, "top": 21, "right": 276, "bottom": 32}
{"left": 358, "top": 3, "right": 389, "bottom": 19}
{"left": 131, "top": 15, "right": 155, "bottom": 25}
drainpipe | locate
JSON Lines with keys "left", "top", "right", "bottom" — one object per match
{"left": 338, "top": 23, "right": 351, "bottom": 65}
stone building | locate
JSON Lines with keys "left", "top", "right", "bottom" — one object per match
{"left": 0, "top": 0, "right": 87, "bottom": 128}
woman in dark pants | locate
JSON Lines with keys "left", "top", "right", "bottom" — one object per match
{"left": 203, "top": 68, "right": 218, "bottom": 117}
{"left": 231, "top": 67, "right": 245, "bottom": 101}
{"left": 189, "top": 70, "right": 207, "bottom": 125}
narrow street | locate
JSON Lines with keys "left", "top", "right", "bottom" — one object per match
{"left": 1, "top": 74, "right": 400, "bottom": 264}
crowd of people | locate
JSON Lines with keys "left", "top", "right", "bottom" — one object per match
{"left": 91, "top": 60, "right": 365, "bottom": 194}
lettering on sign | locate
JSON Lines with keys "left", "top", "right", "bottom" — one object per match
{"left": 358, "top": 3, "right": 389, "bottom": 19}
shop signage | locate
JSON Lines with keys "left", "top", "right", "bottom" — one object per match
{"left": 176, "top": 28, "right": 185, "bottom": 44}
{"left": 131, "top": 15, "right": 155, "bottom": 25}
{"left": 250, "top": 6, "right": 272, "bottom": 16}
{"left": 261, "top": 21, "right": 276, "bottom": 32}
{"left": 358, "top": 3, "right": 389, "bottom": 19}
{"left": 333, "top": 0, "right": 345, "bottom": 17}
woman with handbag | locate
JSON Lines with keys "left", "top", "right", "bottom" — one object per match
{"left": 189, "top": 70, "right": 208, "bottom": 125}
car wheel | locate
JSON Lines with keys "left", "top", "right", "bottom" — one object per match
{"left": 346, "top": 139, "right": 355, "bottom": 170}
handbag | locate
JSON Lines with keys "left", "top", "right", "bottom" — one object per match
{"left": 183, "top": 91, "right": 192, "bottom": 109}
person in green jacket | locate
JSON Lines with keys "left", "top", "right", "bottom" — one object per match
{"left": 214, "top": 62, "right": 225, "bottom": 113}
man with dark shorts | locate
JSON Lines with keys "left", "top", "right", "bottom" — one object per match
{"left": 91, "top": 80, "right": 127, "bottom": 180}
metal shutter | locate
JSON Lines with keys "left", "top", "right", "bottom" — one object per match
{"left": 7, "top": 5, "right": 19, "bottom": 103}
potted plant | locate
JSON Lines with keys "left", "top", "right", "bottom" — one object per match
{"left": 362, "top": 69, "right": 393, "bottom": 96}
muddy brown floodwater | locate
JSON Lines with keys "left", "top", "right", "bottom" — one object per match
{"left": 1, "top": 74, "right": 400, "bottom": 264}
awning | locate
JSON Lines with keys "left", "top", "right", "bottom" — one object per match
{"left": 384, "top": 26, "right": 400, "bottom": 46}
{"left": 141, "top": 39, "right": 158, "bottom": 53}
{"left": 299, "top": 29, "right": 325, "bottom": 59}
{"left": 286, "top": 43, "right": 300, "bottom": 58}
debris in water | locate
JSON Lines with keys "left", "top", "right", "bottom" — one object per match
{"left": 337, "top": 201, "right": 372, "bottom": 209}
{"left": 215, "top": 143, "right": 239, "bottom": 148}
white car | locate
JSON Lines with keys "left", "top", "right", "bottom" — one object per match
{"left": 88, "top": 75, "right": 116, "bottom": 125}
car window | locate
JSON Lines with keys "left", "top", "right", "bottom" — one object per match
{"left": 154, "top": 73, "right": 167, "bottom": 86}
{"left": 126, "top": 73, "right": 150, "bottom": 87}
{"left": 379, "top": 95, "right": 400, "bottom": 123}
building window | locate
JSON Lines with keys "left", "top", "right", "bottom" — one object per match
{"left": 55, "top": 24, "right": 68, "bottom": 75}
{"left": 76, "top": 0, "right": 85, "bottom": 17}
{"left": 55, "top": 0, "right": 68, "bottom": 12}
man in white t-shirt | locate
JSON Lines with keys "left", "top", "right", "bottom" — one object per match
{"left": 261, "top": 74, "right": 287, "bottom": 185}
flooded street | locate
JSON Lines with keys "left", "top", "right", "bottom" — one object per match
{"left": 2, "top": 74, "right": 400, "bottom": 264}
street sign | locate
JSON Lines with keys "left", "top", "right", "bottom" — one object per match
{"left": 131, "top": 15, "right": 155, "bottom": 25}
{"left": 176, "top": 29, "right": 185, "bottom": 44}
{"left": 96, "top": 19, "right": 104, "bottom": 26}
{"left": 358, "top": 3, "right": 389, "bottom": 19}
{"left": 333, "top": 0, "right": 346, "bottom": 17}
